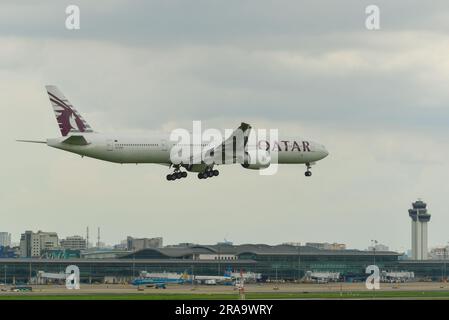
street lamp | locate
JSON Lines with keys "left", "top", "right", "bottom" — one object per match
{"left": 444, "top": 242, "right": 449, "bottom": 280}
{"left": 275, "top": 265, "right": 278, "bottom": 282}
{"left": 297, "top": 243, "right": 301, "bottom": 282}
{"left": 132, "top": 251, "right": 136, "bottom": 278}
{"left": 371, "top": 240, "right": 378, "bottom": 266}
{"left": 217, "top": 247, "right": 221, "bottom": 275}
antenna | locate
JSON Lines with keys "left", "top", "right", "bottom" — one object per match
{"left": 97, "top": 227, "right": 100, "bottom": 248}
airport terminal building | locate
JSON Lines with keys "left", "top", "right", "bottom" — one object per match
{"left": 1, "top": 244, "right": 446, "bottom": 284}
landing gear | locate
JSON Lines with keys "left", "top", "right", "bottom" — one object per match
{"left": 198, "top": 169, "right": 219, "bottom": 179}
{"left": 305, "top": 163, "right": 312, "bottom": 177}
{"left": 166, "top": 169, "right": 188, "bottom": 181}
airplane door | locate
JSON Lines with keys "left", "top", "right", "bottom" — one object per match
{"left": 161, "top": 139, "right": 168, "bottom": 151}
{"left": 106, "top": 139, "right": 113, "bottom": 151}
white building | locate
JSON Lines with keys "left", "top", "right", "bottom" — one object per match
{"left": 20, "top": 231, "right": 59, "bottom": 257}
{"left": 0, "top": 232, "right": 11, "bottom": 247}
{"left": 430, "top": 246, "right": 449, "bottom": 260}
{"left": 127, "top": 236, "right": 163, "bottom": 251}
{"left": 60, "top": 235, "right": 87, "bottom": 250}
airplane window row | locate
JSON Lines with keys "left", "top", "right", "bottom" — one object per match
{"left": 116, "top": 144, "right": 159, "bottom": 147}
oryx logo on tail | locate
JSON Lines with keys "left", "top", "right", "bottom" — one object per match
{"left": 46, "top": 85, "right": 93, "bottom": 136}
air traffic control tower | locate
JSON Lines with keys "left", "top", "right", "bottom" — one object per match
{"left": 408, "top": 200, "right": 431, "bottom": 260}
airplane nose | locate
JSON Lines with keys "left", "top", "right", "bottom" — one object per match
{"left": 320, "top": 145, "right": 329, "bottom": 158}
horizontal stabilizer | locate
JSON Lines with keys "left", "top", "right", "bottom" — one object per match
{"left": 16, "top": 140, "right": 46, "bottom": 144}
{"left": 61, "top": 135, "right": 89, "bottom": 145}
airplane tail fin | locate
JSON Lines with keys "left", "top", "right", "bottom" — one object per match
{"left": 45, "top": 85, "right": 94, "bottom": 136}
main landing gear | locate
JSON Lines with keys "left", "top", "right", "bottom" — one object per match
{"left": 305, "top": 163, "right": 312, "bottom": 177}
{"left": 166, "top": 170, "right": 188, "bottom": 181}
{"left": 198, "top": 169, "right": 219, "bottom": 179}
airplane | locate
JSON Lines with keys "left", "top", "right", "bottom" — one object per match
{"left": 131, "top": 271, "right": 188, "bottom": 289}
{"left": 192, "top": 269, "right": 233, "bottom": 285}
{"left": 18, "top": 86, "right": 329, "bottom": 180}
{"left": 304, "top": 271, "right": 340, "bottom": 284}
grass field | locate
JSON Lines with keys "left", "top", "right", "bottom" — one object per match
{"left": 2, "top": 291, "right": 449, "bottom": 300}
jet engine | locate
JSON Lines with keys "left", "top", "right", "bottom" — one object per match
{"left": 241, "top": 149, "right": 271, "bottom": 170}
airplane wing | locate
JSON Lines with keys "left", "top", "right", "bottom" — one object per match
{"left": 188, "top": 122, "right": 252, "bottom": 166}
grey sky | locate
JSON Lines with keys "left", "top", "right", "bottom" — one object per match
{"left": 1, "top": 1, "right": 449, "bottom": 251}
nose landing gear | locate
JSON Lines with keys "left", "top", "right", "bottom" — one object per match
{"left": 305, "top": 163, "right": 312, "bottom": 177}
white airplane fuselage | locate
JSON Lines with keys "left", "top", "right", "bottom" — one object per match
{"left": 47, "top": 133, "right": 329, "bottom": 166}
